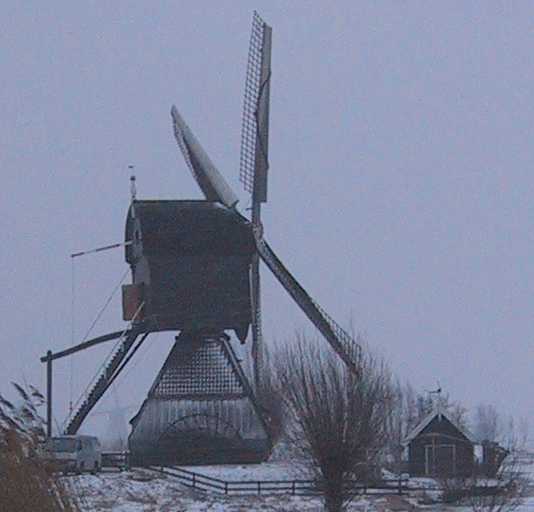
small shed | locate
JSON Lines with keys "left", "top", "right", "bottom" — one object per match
{"left": 403, "top": 409, "right": 475, "bottom": 477}
{"left": 480, "top": 440, "right": 508, "bottom": 477}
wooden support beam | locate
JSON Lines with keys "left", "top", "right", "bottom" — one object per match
{"left": 40, "top": 329, "right": 135, "bottom": 363}
{"left": 46, "top": 350, "right": 52, "bottom": 437}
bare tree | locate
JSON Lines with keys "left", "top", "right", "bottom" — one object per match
{"left": 517, "top": 417, "right": 529, "bottom": 449}
{"left": 466, "top": 437, "right": 526, "bottom": 512}
{"left": 256, "top": 342, "right": 285, "bottom": 444}
{"left": 439, "top": 420, "right": 528, "bottom": 512}
{"left": 403, "top": 381, "right": 419, "bottom": 432}
{"left": 447, "top": 400, "right": 468, "bottom": 432}
{"left": 275, "top": 334, "right": 393, "bottom": 512}
{"left": 385, "top": 379, "right": 420, "bottom": 475}
{"left": 415, "top": 390, "right": 468, "bottom": 431}
{"left": 415, "top": 393, "right": 433, "bottom": 421}
{"left": 473, "top": 404, "right": 502, "bottom": 443}
{"left": 384, "top": 379, "right": 407, "bottom": 474}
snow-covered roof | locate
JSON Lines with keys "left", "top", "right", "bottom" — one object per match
{"left": 402, "top": 409, "right": 476, "bottom": 446}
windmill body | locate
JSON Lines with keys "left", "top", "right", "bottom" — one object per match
{"left": 123, "top": 200, "right": 254, "bottom": 341}
{"left": 123, "top": 200, "right": 271, "bottom": 464}
{"left": 42, "top": 11, "right": 362, "bottom": 467}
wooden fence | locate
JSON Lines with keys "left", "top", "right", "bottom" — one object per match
{"left": 150, "top": 465, "right": 411, "bottom": 496}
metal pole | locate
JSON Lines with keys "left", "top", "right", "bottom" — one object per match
{"left": 46, "top": 350, "right": 52, "bottom": 437}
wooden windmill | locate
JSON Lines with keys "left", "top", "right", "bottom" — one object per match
{"left": 42, "top": 12, "right": 361, "bottom": 466}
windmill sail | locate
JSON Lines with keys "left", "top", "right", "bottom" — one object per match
{"left": 255, "top": 233, "right": 361, "bottom": 373}
{"left": 171, "top": 105, "right": 239, "bottom": 209}
{"left": 240, "top": 11, "right": 272, "bottom": 205}
{"left": 240, "top": 11, "right": 272, "bottom": 390}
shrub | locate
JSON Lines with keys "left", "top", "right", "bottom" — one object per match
{"left": 0, "top": 383, "right": 79, "bottom": 512}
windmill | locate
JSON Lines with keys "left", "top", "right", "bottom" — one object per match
{"left": 41, "top": 12, "right": 361, "bottom": 466}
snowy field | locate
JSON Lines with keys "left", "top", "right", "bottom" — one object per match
{"left": 66, "top": 461, "right": 534, "bottom": 512}
{"left": 182, "top": 461, "right": 300, "bottom": 481}
{"left": 68, "top": 469, "right": 337, "bottom": 511}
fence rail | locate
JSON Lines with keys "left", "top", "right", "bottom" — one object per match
{"left": 149, "top": 465, "right": 411, "bottom": 496}
{"left": 101, "top": 451, "right": 129, "bottom": 471}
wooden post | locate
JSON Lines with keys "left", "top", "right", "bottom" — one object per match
{"left": 46, "top": 351, "right": 52, "bottom": 438}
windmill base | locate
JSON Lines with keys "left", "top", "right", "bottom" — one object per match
{"left": 130, "top": 437, "right": 271, "bottom": 467}
{"left": 128, "top": 332, "right": 272, "bottom": 466}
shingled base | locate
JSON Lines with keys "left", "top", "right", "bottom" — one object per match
{"left": 128, "top": 332, "right": 271, "bottom": 466}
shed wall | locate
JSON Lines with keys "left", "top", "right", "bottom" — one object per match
{"left": 408, "top": 416, "right": 474, "bottom": 477}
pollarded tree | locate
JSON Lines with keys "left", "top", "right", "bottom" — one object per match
{"left": 275, "top": 334, "right": 393, "bottom": 512}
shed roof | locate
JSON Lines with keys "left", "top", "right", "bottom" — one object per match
{"left": 402, "top": 409, "right": 476, "bottom": 446}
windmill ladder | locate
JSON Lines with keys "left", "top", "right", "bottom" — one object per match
{"left": 64, "top": 327, "right": 145, "bottom": 435}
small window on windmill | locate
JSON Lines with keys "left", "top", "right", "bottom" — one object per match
{"left": 122, "top": 283, "right": 144, "bottom": 321}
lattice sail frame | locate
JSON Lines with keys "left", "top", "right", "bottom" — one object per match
{"left": 171, "top": 106, "right": 239, "bottom": 208}
{"left": 240, "top": 11, "right": 271, "bottom": 202}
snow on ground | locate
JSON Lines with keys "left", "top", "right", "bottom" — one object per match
{"left": 66, "top": 466, "right": 412, "bottom": 512}
{"left": 66, "top": 468, "right": 363, "bottom": 511}
{"left": 65, "top": 460, "right": 534, "bottom": 512}
{"left": 446, "top": 496, "right": 534, "bottom": 512}
{"left": 182, "top": 461, "right": 300, "bottom": 481}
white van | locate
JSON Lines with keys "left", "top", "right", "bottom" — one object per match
{"left": 46, "top": 435, "right": 102, "bottom": 474}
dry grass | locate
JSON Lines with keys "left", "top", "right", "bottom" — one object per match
{"left": 0, "top": 383, "right": 80, "bottom": 511}
{"left": 0, "top": 431, "right": 79, "bottom": 511}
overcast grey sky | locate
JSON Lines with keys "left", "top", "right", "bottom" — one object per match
{"left": 1, "top": 2, "right": 533, "bottom": 437}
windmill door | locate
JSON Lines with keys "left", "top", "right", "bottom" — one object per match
{"left": 424, "top": 444, "right": 456, "bottom": 476}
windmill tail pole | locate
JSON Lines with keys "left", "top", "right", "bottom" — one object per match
{"left": 71, "top": 240, "right": 133, "bottom": 258}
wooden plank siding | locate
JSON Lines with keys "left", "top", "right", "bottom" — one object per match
{"left": 407, "top": 414, "right": 474, "bottom": 477}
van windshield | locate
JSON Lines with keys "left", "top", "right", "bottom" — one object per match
{"left": 48, "top": 438, "right": 78, "bottom": 453}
